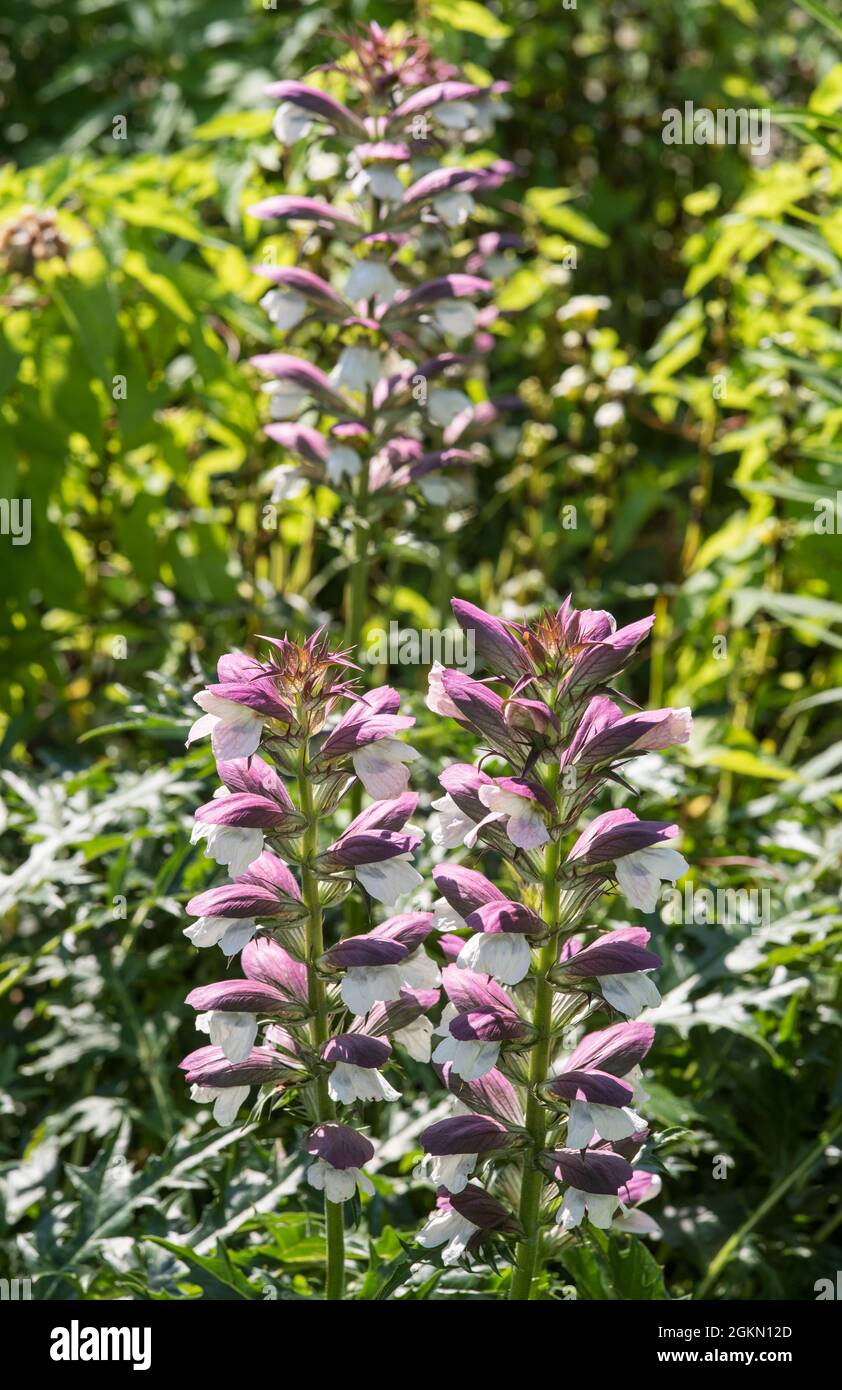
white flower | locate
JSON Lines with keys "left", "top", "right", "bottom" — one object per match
{"left": 556, "top": 295, "right": 610, "bottom": 323}
{"left": 330, "top": 345, "right": 382, "bottom": 394}
{"left": 400, "top": 948, "right": 441, "bottom": 991}
{"left": 273, "top": 102, "right": 312, "bottom": 145}
{"left": 429, "top": 794, "right": 474, "bottom": 849}
{"left": 428, "top": 387, "right": 472, "bottom": 427}
{"left": 559, "top": 1188, "right": 621, "bottom": 1230}
{"left": 416, "top": 1205, "right": 479, "bottom": 1264}
{"left": 599, "top": 971, "right": 662, "bottom": 1018}
{"left": 594, "top": 400, "right": 625, "bottom": 430}
{"left": 431, "top": 1012, "right": 500, "bottom": 1081}
{"left": 307, "top": 148, "right": 340, "bottom": 182}
{"left": 326, "top": 444, "right": 362, "bottom": 484}
{"left": 429, "top": 1152, "right": 477, "bottom": 1193}
{"left": 418, "top": 472, "right": 457, "bottom": 506}
{"left": 262, "top": 380, "right": 309, "bottom": 420}
{"left": 432, "top": 300, "right": 479, "bottom": 339}
{"left": 612, "top": 1175, "right": 663, "bottom": 1237}
{"left": 426, "top": 661, "right": 463, "bottom": 719}
{"left": 345, "top": 258, "right": 399, "bottom": 303}
{"left": 341, "top": 946, "right": 438, "bottom": 1015}
{"left": 264, "top": 465, "right": 307, "bottom": 503}
{"left": 471, "top": 784, "right": 550, "bottom": 850}
{"left": 307, "top": 1158, "right": 374, "bottom": 1204}
{"left": 615, "top": 842, "right": 689, "bottom": 913}
{"left": 191, "top": 818, "right": 263, "bottom": 879}
{"left": 552, "top": 364, "right": 588, "bottom": 398}
{"left": 355, "top": 854, "right": 423, "bottom": 906}
{"left": 352, "top": 737, "right": 420, "bottom": 798}
{"left": 606, "top": 365, "right": 636, "bottom": 392}
{"left": 187, "top": 691, "right": 264, "bottom": 761}
{"left": 433, "top": 190, "right": 475, "bottom": 227}
{"left": 327, "top": 1062, "right": 400, "bottom": 1105}
{"left": 260, "top": 288, "right": 308, "bottom": 331}
{"left": 350, "top": 164, "right": 404, "bottom": 202}
{"left": 436, "top": 101, "right": 477, "bottom": 130}
{"left": 457, "top": 931, "right": 531, "bottom": 986}
{"left": 566, "top": 1098, "right": 646, "bottom": 1149}
{"left": 195, "top": 1009, "right": 257, "bottom": 1063}
{"left": 432, "top": 895, "right": 467, "bottom": 932}
{"left": 394, "top": 1015, "right": 434, "bottom": 1061}
{"left": 613, "top": 1206, "right": 663, "bottom": 1237}
{"left": 183, "top": 915, "right": 257, "bottom": 957}
{"left": 190, "top": 1083, "right": 250, "bottom": 1126}
{"left": 340, "top": 964, "right": 404, "bottom": 1015}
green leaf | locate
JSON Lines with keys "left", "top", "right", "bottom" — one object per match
{"left": 796, "top": 0, "right": 842, "bottom": 43}
{"left": 430, "top": 0, "right": 512, "bottom": 40}
{"left": 145, "top": 1237, "right": 264, "bottom": 1299}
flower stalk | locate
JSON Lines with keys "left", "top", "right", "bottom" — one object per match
{"left": 179, "top": 631, "right": 436, "bottom": 1300}
{"left": 419, "top": 596, "right": 692, "bottom": 1290}
{"left": 298, "top": 752, "right": 345, "bottom": 1299}
{"left": 510, "top": 771, "right": 560, "bottom": 1300}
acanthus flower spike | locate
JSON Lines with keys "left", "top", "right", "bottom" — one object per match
{"left": 180, "top": 627, "right": 433, "bottom": 1302}
{"left": 419, "top": 589, "right": 690, "bottom": 1295}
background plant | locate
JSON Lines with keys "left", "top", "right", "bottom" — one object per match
{"left": 2, "top": 0, "right": 842, "bottom": 1302}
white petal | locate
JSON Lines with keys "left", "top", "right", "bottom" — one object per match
{"left": 613, "top": 1209, "right": 663, "bottom": 1237}
{"left": 190, "top": 1085, "right": 215, "bottom": 1104}
{"left": 583, "top": 1193, "right": 621, "bottom": 1229}
{"left": 566, "top": 1100, "right": 596, "bottom": 1149}
{"left": 429, "top": 796, "right": 473, "bottom": 849}
{"left": 506, "top": 810, "right": 550, "bottom": 850}
{"left": 208, "top": 1011, "right": 257, "bottom": 1063}
{"left": 432, "top": 1036, "right": 500, "bottom": 1081}
{"left": 394, "top": 1016, "right": 434, "bottom": 1062}
{"left": 600, "top": 972, "right": 661, "bottom": 1018}
{"left": 614, "top": 856, "right": 662, "bottom": 913}
{"left": 589, "top": 1103, "right": 642, "bottom": 1142}
{"left": 428, "top": 388, "right": 472, "bottom": 427}
{"left": 430, "top": 1153, "right": 477, "bottom": 1194}
{"left": 400, "top": 949, "right": 441, "bottom": 990}
{"left": 326, "top": 445, "right": 362, "bottom": 484}
{"left": 457, "top": 932, "right": 531, "bottom": 985}
{"left": 356, "top": 856, "right": 422, "bottom": 906}
{"left": 340, "top": 965, "right": 404, "bottom": 1014}
{"left": 432, "top": 191, "right": 475, "bottom": 227}
{"left": 210, "top": 717, "right": 263, "bottom": 763}
{"left": 352, "top": 744, "right": 413, "bottom": 799}
{"left": 559, "top": 1188, "right": 587, "bottom": 1230}
{"left": 416, "top": 1206, "right": 473, "bottom": 1251}
{"left": 323, "top": 1165, "right": 358, "bottom": 1204}
{"left": 183, "top": 915, "right": 238, "bottom": 948}
{"left": 219, "top": 920, "right": 258, "bottom": 957}
{"left": 273, "top": 102, "right": 312, "bottom": 144}
{"left": 186, "top": 712, "right": 217, "bottom": 747}
{"left": 260, "top": 289, "right": 307, "bottom": 330}
{"left": 354, "top": 1167, "right": 375, "bottom": 1197}
{"left": 212, "top": 1086, "right": 250, "bottom": 1125}
{"left": 432, "top": 300, "right": 479, "bottom": 339}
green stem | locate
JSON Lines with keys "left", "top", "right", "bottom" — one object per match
{"left": 345, "top": 456, "right": 370, "bottom": 650}
{"left": 297, "top": 751, "right": 345, "bottom": 1301}
{"left": 509, "top": 777, "right": 561, "bottom": 1301}
{"left": 344, "top": 455, "right": 370, "bottom": 937}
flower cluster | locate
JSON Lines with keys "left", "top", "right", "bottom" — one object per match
{"left": 179, "top": 631, "right": 440, "bottom": 1238}
{"left": 247, "top": 24, "right": 520, "bottom": 534}
{"left": 417, "top": 595, "right": 690, "bottom": 1293}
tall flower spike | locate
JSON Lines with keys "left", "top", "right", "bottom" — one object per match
{"left": 180, "top": 630, "right": 434, "bottom": 1301}
{"left": 420, "top": 593, "right": 690, "bottom": 1297}
{"left": 246, "top": 24, "right": 519, "bottom": 652}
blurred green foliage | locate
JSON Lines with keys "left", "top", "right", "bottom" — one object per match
{"left": 2, "top": 0, "right": 842, "bottom": 1301}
